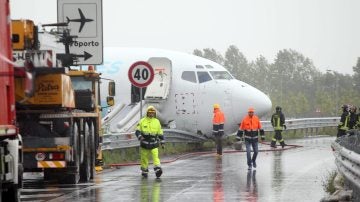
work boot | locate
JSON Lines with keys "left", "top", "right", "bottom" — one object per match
{"left": 280, "top": 141, "right": 286, "bottom": 148}
{"left": 154, "top": 166, "right": 163, "bottom": 178}
{"left": 270, "top": 141, "right": 277, "bottom": 148}
{"left": 141, "top": 168, "right": 149, "bottom": 178}
{"left": 248, "top": 164, "right": 252, "bottom": 170}
{"left": 252, "top": 161, "right": 257, "bottom": 169}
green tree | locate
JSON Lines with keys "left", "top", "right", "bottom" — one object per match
{"left": 250, "top": 55, "right": 270, "bottom": 92}
{"left": 193, "top": 49, "right": 203, "bottom": 57}
{"left": 353, "top": 57, "right": 360, "bottom": 94}
{"left": 270, "top": 49, "right": 320, "bottom": 115}
{"left": 192, "top": 48, "right": 224, "bottom": 65}
{"left": 224, "top": 45, "right": 249, "bottom": 82}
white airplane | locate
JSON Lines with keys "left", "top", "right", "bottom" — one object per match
{"left": 98, "top": 47, "right": 272, "bottom": 138}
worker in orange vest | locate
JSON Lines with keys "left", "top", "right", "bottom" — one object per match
{"left": 236, "top": 107, "right": 265, "bottom": 170}
{"left": 213, "top": 103, "right": 226, "bottom": 157}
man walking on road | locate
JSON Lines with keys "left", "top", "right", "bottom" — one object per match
{"left": 237, "top": 107, "right": 265, "bottom": 170}
{"left": 135, "top": 106, "right": 165, "bottom": 178}
{"left": 212, "top": 103, "right": 225, "bottom": 157}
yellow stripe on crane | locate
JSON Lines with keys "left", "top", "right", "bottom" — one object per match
{"left": 37, "top": 161, "right": 66, "bottom": 168}
{"left": 23, "top": 145, "right": 71, "bottom": 152}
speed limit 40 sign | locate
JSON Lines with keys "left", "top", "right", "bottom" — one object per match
{"left": 128, "top": 61, "right": 154, "bottom": 88}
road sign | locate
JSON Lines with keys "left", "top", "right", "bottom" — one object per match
{"left": 128, "top": 61, "right": 154, "bottom": 88}
{"left": 57, "top": 0, "right": 103, "bottom": 65}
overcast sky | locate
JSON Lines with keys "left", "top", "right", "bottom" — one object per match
{"left": 10, "top": 0, "right": 360, "bottom": 75}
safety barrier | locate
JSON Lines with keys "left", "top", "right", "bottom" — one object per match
{"left": 261, "top": 117, "right": 339, "bottom": 132}
{"left": 102, "top": 129, "right": 207, "bottom": 150}
{"left": 332, "top": 131, "right": 360, "bottom": 194}
{"left": 102, "top": 117, "right": 339, "bottom": 150}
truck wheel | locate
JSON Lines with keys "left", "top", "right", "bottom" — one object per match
{"left": 63, "top": 173, "right": 80, "bottom": 184}
{"left": 2, "top": 184, "right": 20, "bottom": 202}
{"left": 18, "top": 163, "right": 23, "bottom": 188}
{"left": 61, "top": 122, "right": 80, "bottom": 184}
{"left": 80, "top": 122, "right": 91, "bottom": 182}
{"left": 89, "top": 121, "right": 95, "bottom": 179}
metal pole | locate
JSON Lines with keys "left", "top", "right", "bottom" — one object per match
{"left": 140, "top": 88, "right": 143, "bottom": 120}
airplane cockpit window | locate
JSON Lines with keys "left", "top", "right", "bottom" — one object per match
{"left": 196, "top": 65, "right": 204, "bottom": 69}
{"left": 209, "top": 71, "right": 233, "bottom": 80}
{"left": 197, "top": 71, "right": 212, "bottom": 83}
{"left": 181, "top": 71, "right": 197, "bottom": 83}
{"left": 205, "top": 65, "right": 214, "bottom": 69}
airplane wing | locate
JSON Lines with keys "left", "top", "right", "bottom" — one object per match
{"left": 78, "top": 8, "right": 85, "bottom": 20}
{"left": 78, "top": 8, "right": 85, "bottom": 32}
{"left": 79, "top": 22, "right": 85, "bottom": 33}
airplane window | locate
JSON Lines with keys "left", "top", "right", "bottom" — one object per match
{"left": 197, "top": 71, "right": 212, "bottom": 83}
{"left": 205, "top": 65, "right": 214, "bottom": 69}
{"left": 196, "top": 65, "right": 204, "bottom": 69}
{"left": 209, "top": 71, "right": 233, "bottom": 80}
{"left": 181, "top": 71, "right": 197, "bottom": 83}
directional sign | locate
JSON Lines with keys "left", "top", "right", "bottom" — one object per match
{"left": 57, "top": 0, "right": 103, "bottom": 65}
{"left": 128, "top": 61, "right": 154, "bottom": 88}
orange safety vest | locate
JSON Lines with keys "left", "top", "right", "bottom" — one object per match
{"left": 240, "top": 115, "right": 262, "bottom": 139}
{"left": 240, "top": 115, "right": 261, "bottom": 130}
{"left": 213, "top": 108, "right": 225, "bottom": 135}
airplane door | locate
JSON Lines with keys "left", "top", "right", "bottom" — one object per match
{"left": 144, "top": 57, "right": 172, "bottom": 100}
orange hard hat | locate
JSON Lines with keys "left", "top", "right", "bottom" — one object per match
{"left": 248, "top": 107, "right": 255, "bottom": 112}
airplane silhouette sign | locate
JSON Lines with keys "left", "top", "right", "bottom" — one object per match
{"left": 57, "top": 0, "right": 103, "bottom": 65}
{"left": 66, "top": 8, "right": 94, "bottom": 33}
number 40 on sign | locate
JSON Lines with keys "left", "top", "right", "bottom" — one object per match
{"left": 128, "top": 61, "right": 154, "bottom": 88}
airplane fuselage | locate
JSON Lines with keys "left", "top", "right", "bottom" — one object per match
{"left": 99, "top": 48, "right": 272, "bottom": 136}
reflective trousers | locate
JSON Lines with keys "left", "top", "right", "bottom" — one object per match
{"left": 140, "top": 147, "right": 161, "bottom": 169}
{"left": 271, "top": 130, "right": 285, "bottom": 146}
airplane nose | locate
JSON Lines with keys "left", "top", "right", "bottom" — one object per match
{"left": 231, "top": 80, "right": 272, "bottom": 119}
{"left": 252, "top": 88, "right": 272, "bottom": 117}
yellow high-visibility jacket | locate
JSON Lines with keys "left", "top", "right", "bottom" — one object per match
{"left": 136, "top": 117, "right": 163, "bottom": 149}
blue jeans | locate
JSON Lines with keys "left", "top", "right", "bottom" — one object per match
{"left": 245, "top": 140, "right": 258, "bottom": 166}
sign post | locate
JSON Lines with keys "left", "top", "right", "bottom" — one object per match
{"left": 128, "top": 61, "right": 154, "bottom": 119}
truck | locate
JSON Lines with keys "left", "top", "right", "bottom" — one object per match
{"left": 12, "top": 19, "right": 114, "bottom": 184}
{"left": 0, "top": 0, "right": 23, "bottom": 201}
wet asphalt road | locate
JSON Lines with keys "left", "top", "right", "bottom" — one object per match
{"left": 21, "top": 136, "right": 336, "bottom": 202}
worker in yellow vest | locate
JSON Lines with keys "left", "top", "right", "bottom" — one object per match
{"left": 337, "top": 104, "right": 350, "bottom": 138}
{"left": 135, "top": 106, "right": 164, "bottom": 178}
{"left": 270, "top": 106, "right": 286, "bottom": 148}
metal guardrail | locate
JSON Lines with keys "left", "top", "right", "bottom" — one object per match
{"left": 332, "top": 131, "right": 360, "bottom": 193}
{"left": 261, "top": 117, "right": 340, "bottom": 132}
{"left": 102, "top": 117, "right": 340, "bottom": 150}
{"left": 102, "top": 129, "right": 207, "bottom": 150}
